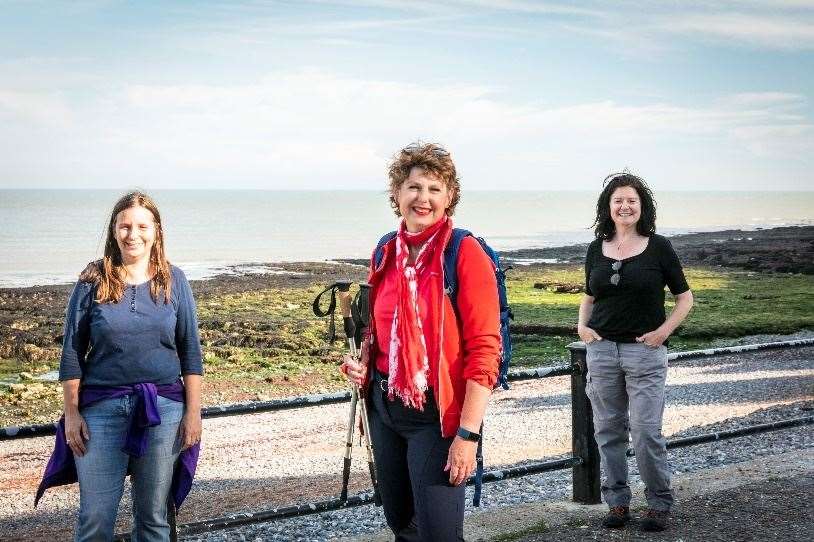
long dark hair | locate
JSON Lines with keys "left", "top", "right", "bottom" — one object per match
{"left": 592, "top": 172, "right": 657, "bottom": 240}
{"left": 80, "top": 191, "right": 172, "bottom": 304}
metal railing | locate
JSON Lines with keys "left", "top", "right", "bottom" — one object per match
{"left": 169, "top": 340, "right": 813, "bottom": 537}
{"left": 3, "top": 338, "right": 811, "bottom": 441}
{"left": 3, "top": 339, "right": 812, "bottom": 540}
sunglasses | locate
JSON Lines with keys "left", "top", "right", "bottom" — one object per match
{"left": 610, "top": 260, "right": 623, "bottom": 286}
{"left": 401, "top": 143, "right": 450, "bottom": 157}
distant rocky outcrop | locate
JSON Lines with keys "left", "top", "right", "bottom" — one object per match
{"left": 502, "top": 226, "right": 814, "bottom": 275}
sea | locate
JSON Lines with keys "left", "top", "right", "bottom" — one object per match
{"left": 1, "top": 189, "right": 812, "bottom": 288}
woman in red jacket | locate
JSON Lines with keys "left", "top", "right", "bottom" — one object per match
{"left": 342, "top": 142, "right": 500, "bottom": 541}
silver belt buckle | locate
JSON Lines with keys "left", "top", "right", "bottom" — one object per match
{"left": 379, "top": 378, "right": 388, "bottom": 392}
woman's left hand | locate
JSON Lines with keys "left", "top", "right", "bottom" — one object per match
{"left": 179, "top": 410, "right": 202, "bottom": 450}
{"left": 445, "top": 436, "right": 478, "bottom": 486}
{"left": 636, "top": 327, "right": 669, "bottom": 348}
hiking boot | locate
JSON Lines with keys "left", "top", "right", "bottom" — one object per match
{"left": 640, "top": 508, "right": 669, "bottom": 532}
{"left": 602, "top": 506, "right": 631, "bottom": 528}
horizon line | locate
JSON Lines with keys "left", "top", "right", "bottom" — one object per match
{"left": 2, "top": 187, "right": 814, "bottom": 193}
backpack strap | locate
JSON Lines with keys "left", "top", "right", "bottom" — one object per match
{"left": 443, "top": 228, "right": 473, "bottom": 307}
{"left": 442, "top": 229, "right": 492, "bottom": 507}
{"left": 373, "top": 231, "right": 397, "bottom": 269}
{"left": 375, "top": 228, "right": 471, "bottom": 284}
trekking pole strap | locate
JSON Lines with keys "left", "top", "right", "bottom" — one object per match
{"left": 473, "top": 422, "right": 485, "bottom": 507}
{"left": 312, "top": 281, "right": 353, "bottom": 343}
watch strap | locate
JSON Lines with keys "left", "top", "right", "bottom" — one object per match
{"left": 456, "top": 427, "right": 481, "bottom": 442}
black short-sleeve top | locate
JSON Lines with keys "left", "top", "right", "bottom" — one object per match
{"left": 585, "top": 234, "right": 690, "bottom": 344}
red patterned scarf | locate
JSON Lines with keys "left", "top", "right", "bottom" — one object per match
{"left": 387, "top": 216, "right": 452, "bottom": 409}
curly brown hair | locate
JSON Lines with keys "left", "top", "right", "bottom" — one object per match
{"left": 387, "top": 142, "right": 461, "bottom": 216}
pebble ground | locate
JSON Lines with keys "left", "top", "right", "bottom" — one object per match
{"left": 1, "top": 337, "right": 811, "bottom": 542}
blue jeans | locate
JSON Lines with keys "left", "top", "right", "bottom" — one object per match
{"left": 74, "top": 394, "right": 184, "bottom": 542}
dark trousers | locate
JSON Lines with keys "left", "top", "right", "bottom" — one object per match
{"left": 368, "top": 371, "right": 465, "bottom": 542}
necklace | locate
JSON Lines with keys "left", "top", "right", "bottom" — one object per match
{"left": 130, "top": 284, "right": 137, "bottom": 313}
{"left": 615, "top": 236, "right": 629, "bottom": 257}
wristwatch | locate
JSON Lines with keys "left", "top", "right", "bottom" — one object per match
{"left": 456, "top": 427, "right": 481, "bottom": 442}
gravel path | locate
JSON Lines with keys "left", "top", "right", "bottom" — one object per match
{"left": 181, "top": 404, "right": 813, "bottom": 542}
{"left": 513, "top": 471, "right": 814, "bottom": 542}
{"left": 1, "top": 343, "right": 811, "bottom": 542}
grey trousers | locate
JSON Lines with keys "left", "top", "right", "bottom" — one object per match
{"left": 585, "top": 340, "right": 673, "bottom": 511}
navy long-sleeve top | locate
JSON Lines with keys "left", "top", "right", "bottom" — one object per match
{"left": 59, "top": 265, "right": 204, "bottom": 386}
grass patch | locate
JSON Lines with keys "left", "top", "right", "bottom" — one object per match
{"left": 507, "top": 265, "right": 813, "bottom": 342}
{"left": 1, "top": 265, "right": 812, "bottom": 426}
{"left": 676, "top": 268, "right": 814, "bottom": 338}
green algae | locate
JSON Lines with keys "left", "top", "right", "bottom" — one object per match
{"left": 1, "top": 265, "right": 812, "bottom": 427}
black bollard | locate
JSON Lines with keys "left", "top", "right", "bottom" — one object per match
{"left": 568, "top": 341, "right": 601, "bottom": 504}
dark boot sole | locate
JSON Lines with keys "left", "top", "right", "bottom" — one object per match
{"left": 640, "top": 520, "right": 667, "bottom": 532}
{"left": 602, "top": 517, "right": 631, "bottom": 529}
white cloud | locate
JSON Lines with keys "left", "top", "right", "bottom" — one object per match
{"left": 1, "top": 70, "right": 810, "bottom": 190}
{"left": 0, "top": 89, "right": 74, "bottom": 126}
{"left": 0, "top": 56, "right": 104, "bottom": 98}
{"left": 721, "top": 1, "right": 814, "bottom": 9}
{"left": 510, "top": 2, "right": 814, "bottom": 53}
{"left": 730, "top": 123, "right": 814, "bottom": 156}
{"left": 727, "top": 92, "right": 807, "bottom": 107}
{"left": 666, "top": 12, "right": 814, "bottom": 50}
{"left": 452, "top": 0, "right": 606, "bottom": 18}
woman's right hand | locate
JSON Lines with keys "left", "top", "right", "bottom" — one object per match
{"left": 578, "top": 324, "right": 602, "bottom": 344}
{"left": 64, "top": 410, "right": 90, "bottom": 457}
{"left": 340, "top": 354, "right": 367, "bottom": 386}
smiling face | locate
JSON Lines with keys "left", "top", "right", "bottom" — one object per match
{"left": 609, "top": 185, "right": 641, "bottom": 229}
{"left": 394, "top": 167, "right": 453, "bottom": 233}
{"left": 114, "top": 205, "right": 157, "bottom": 265}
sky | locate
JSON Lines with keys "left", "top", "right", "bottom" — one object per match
{"left": 1, "top": 0, "right": 813, "bottom": 191}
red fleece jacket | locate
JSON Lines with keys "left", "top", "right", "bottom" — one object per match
{"left": 366, "top": 235, "right": 501, "bottom": 438}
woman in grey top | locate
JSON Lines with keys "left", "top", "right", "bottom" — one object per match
{"left": 59, "top": 191, "right": 203, "bottom": 541}
{"left": 577, "top": 173, "right": 693, "bottom": 533}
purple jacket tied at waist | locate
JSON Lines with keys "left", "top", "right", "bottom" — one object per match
{"left": 35, "top": 381, "right": 199, "bottom": 509}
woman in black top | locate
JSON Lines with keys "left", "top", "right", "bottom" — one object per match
{"left": 577, "top": 173, "right": 693, "bottom": 533}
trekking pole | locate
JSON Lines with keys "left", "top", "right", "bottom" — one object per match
{"left": 312, "top": 280, "right": 357, "bottom": 502}
{"left": 336, "top": 283, "right": 360, "bottom": 503}
{"left": 350, "top": 283, "right": 381, "bottom": 506}
{"left": 312, "top": 280, "right": 354, "bottom": 344}
{"left": 337, "top": 285, "right": 381, "bottom": 506}
{"left": 312, "top": 280, "right": 380, "bottom": 505}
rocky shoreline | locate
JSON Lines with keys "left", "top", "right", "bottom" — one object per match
{"left": 1, "top": 226, "right": 811, "bottom": 425}
{"left": 0, "top": 260, "right": 366, "bottom": 368}
{"left": 3, "top": 225, "right": 810, "bottom": 363}
{"left": 498, "top": 225, "right": 814, "bottom": 275}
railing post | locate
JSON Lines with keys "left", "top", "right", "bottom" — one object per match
{"left": 168, "top": 493, "right": 178, "bottom": 542}
{"left": 568, "top": 341, "right": 601, "bottom": 504}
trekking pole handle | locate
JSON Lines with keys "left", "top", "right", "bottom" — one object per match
{"left": 312, "top": 280, "right": 354, "bottom": 344}
{"left": 338, "top": 289, "right": 358, "bottom": 356}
